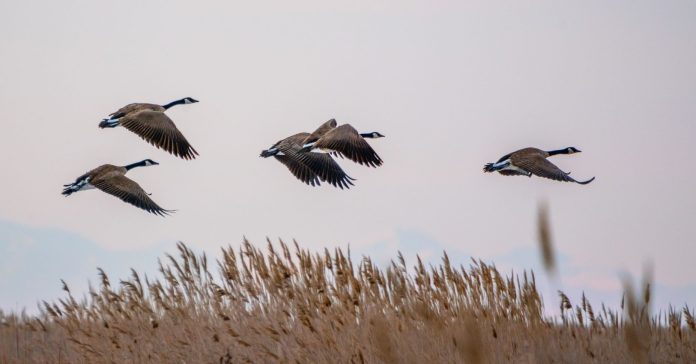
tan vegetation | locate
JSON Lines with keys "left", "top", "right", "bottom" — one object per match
{"left": 536, "top": 200, "right": 556, "bottom": 277}
{"left": 1, "top": 240, "right": 694, "bottom": 363}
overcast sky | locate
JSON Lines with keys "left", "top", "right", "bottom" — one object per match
{"left": 1, "top": 0, "right": 695, "bottom": 312}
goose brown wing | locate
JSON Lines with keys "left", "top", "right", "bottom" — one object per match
{"left": 302, "top": 119, "right": 338, "bottom": 144}
{"left": 109, "top": 103, "right": 163, "bottom": 119}
{"left": 315, "top": 124, "right": 383, "bottom": 167}
{"left": 514, "top": 156, "right": 594, "bottom": 184}
{"left": 274, "top": 155, "right": 321, "bottom": 187}
{"left": 495, "top": 153, "right": 513, "bottom": 163}
{"left": 498, "top": 147, "right": 545, "bottom": 163}
{"left": 277, "top": 134, "right": 354, "bottom": 189}
{"left": 91, "top": 175, "right": 173, "bottom": 216}
{"left": 119, "top": 110, "right": 199, "bottom": 160}
{"left": 295, "top": 152, "right": 355, "bottom": 189}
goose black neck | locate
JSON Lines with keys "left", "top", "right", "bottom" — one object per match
{"left": 162, "top": 98, "right": 186, "bottom": 110}
{"left": 124, "top": 161, "right": 147, "bottom": 171}
{"left": 360, "top": 132, "right": 376, "bottom": 138}
{"left": 547, "top": 148, "right": 570, "bottom": 156}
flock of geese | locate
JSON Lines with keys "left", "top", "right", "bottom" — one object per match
{"left": 62, "top": 97, "right": 595, "bottom": 216}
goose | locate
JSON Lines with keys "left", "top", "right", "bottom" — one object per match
{"left": 260, "top": 130, "right": 355, "bottom": 189}
{"left": 298, "top": 120, "right": 385, "bottom": 167}
{"left": 98, "top": 97, "right": 199, "bottom": 160}
{"left": 62, "top": 159, "right": 174, "bottom": 216}
{"left": 483, "top": 147, "right": 595, "bottom": 184}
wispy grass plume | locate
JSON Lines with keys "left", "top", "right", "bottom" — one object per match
{"left": 0, "top": 241, "right": 693, "bottom": 363}
{"left": 537, "top": 201, "right": 557, "bottom": 276}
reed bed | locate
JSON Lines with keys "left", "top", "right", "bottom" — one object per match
{"left": 1, "top": 240, "right": 694, "bottom": 363}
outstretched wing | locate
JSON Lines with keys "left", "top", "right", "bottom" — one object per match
{"left": 278, "top": 133, "right": 355, "bottom": 189}
{"left": 274, "top": 155, "right": 321, "bottom": 187}
{"left": 314, "top": 124, "right": 383, "bottom": 167}
{"left": 108, "top": 103, "right": 162, "bottom": 119}
{"left": 119, "top": 110, "right": 199, "bottom": 160}
{"left": 92, "top": 175, "right": 174, "bottom": 216}
{"left": 498, "top": 170, "right": 528, "bottom": 177}
{"left": 294, "top": 152, "right": 355, "bottom": 189}
{"left": 302, "top": 119, "right": 338, "bottom": 145}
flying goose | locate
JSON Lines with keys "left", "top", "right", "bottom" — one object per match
{"left": 260, "top": 131, "right": 355, "bottom": 189}
{"left": 298, "top": 120, "right": 385, "bottom": 167}
{"left": 62, "top": 159, "right": 174, "bottom": 216}
{"left": 483, "top": 147, "right": 595, "bottom": 184}
{"left": 98, "top": 97, "right": 199, "bottom": 160}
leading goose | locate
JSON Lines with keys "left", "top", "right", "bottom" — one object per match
{"left": 298, "top": 120, "right": 385, "bottom": 167}
{"left": 98, "top": 97, "right": 199, "bottom": 160}
{"left": 483, "top": 147, "right": 595, "bottom": 185}
{"left": 62, "top": 159, "right": 174, "bottom": 216}
{"left": 260, "top": 128, "right": 355, "bottom": 189}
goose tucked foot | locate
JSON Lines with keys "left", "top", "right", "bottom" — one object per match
{"left": 62, "top": 183, "right": 81, "bottom": 196}
{"left": 62, "top": 178, "right": 94, "bottom": 196}
{"left": 483, "top": 161, "right": 509, "bottom": 172}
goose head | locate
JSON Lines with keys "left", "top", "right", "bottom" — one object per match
{"left": 163, "top": 97, "right": 199, "bottom": 110}
{"left": 363, "top": 132, "right": 385, "bottom": 139}
{"left": 566, "top": 147, "right": 581, "bottom": 154}
{"left": 142, "top": 159, "right": 159, "bottom": 166}
{"left": 125, "top": 159, "right": 159, "bottom": 171}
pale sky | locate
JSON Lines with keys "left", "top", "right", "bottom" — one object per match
{"left": 1, "top": 0, "right": 695, "bottom": 311}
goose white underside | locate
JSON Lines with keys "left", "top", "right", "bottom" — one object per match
{"left": 71, "top": 179, "right": 95, "bottom": 192}
{"left": 495, "top": 159, "right": 529, "bottom": 175}
{"left": 300, "top": 142, "right": 332, "bottom": 153}
{"left": 311, "top": 148, "right": 332, "bottom": 154}
{"left": 301, "top": 142, "right": 316, "bottom": 149}
{"left": 263, "top": 147, "right": 285, "bottom": 156}
{"left": 79, "top": 183, "right": 96, "bottom": 191}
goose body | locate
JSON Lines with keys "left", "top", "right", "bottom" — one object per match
{"left": 483, "top": 147, "right": 595, "bottom": 185}
{"left": 298, "top": 119, "right": 385, "bottom": 167}
{"left": 62, "top": 159, "right": 174, "bottom": 216}
{"left": 98, "top": 97, "right": 199, "bottom": 160}
{"left": 260, "top": 125, "right": 355, "bottom": 189}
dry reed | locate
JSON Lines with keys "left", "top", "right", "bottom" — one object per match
{"left": 536, "top": 201, "right": 556, "bottom": 276}
{"left": 1, "top": 240, "right": 694, "bottom": 363}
